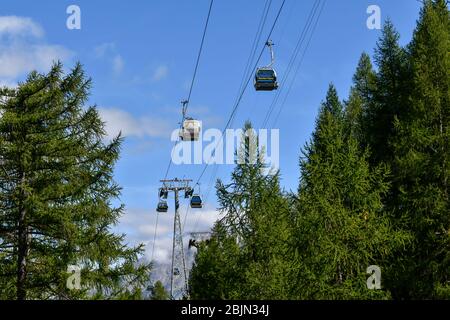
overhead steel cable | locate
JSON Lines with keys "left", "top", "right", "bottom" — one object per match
{"left": 181, "top": 0, "right": 273, "bottom": 236}
{"left": 261, "top": 0, "right": 322, "bottom": 128}
{"left": 150, "top": 210, "right": 160, "bottom": 262}
{"left": 186, "top": 0, "right": 215, "bottom": 105}
{"left": 272, "top": 0, "right": 326, "bottom": 127}
{"left": 163, "top": 0, "right": 215, "bottom": 181}
{"left": 152, "top": 0, "right": 215, "bottom": 262}
{"left": 237, "top": 0, "right": 273, "bottom": 95}
{"left": 195, "top": 0, "right": 287, "bottom": 186}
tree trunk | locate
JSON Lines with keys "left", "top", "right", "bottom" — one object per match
{"left": 16, "top": 173, "right": 29, "bottom": 300}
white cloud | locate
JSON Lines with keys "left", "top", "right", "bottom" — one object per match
{"left": 112, "top": 54, "right": 124, "bottom": 75}
{"left": 0, "top": 16, "right": 72, "bottom": 86}
{"left": 117, "top": 205, "right": 220, "bottom": 265}
{"left": 152, "top": 65, "right": 168, "bottom": 82}
{"left": 0, "top": 43, "right": 71, "bottom": 78}
{"left": 94, "top": 42, "right": 125, "bottom": 75}
{"left": 94, "top": 42, "right": 115, "bottom": 58}
{"left": 0, "top": 16, "right": 43, "bottom": 38}
{"left": 98, "top": 107, "right": 172, "bottom": 140}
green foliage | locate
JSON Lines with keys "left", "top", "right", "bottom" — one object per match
{"left": 149, "top": 281, "right": 170, "bottom": 300}
{"left": 387, "top": 0, "right": 450, "bottom": 299}
{"left": 346, "top": 53, "right": 377, "bottom": 148}
{"left": 189, "top": 224, "right": 244, "bottom": 299}
{"left": 189, "top": 122, "right": 296, "bottom": 299}
{"left": 0, "top": 62, "right": 150, "bottom": 300}
{"left": 293, "top": 85, "right": 407, "bottom": 299}
{"left": 366, "top": 20, "right": 410, "bottom": 166}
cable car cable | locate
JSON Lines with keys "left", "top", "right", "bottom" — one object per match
{"left": 151, "top": 211, "right": 160, "bottom": 262}
{"left": 261, "top": 0, "right": 322, "bottom": 128}
{"left": 191, "top": 0, "right": 322, "bottom": 237}
{"left": 153, "top": 0, "right": 215, "bottom": 263}
{"left": 162, "top": 0, "right": 215, "bottom": 181}
{"left": 237, "top": 0, "right": 273, "bottom": 94}
{"left": 186, "top": 0, "right": 215, "bottom": 106}
{"left": 182, "top": 0, "right": 273, "bottom": 234}
{"left": 272, "top": 0, "right": 326, "bottom": 127}
{"left": 195, "top": 0, "right": 287, "bottom": 186}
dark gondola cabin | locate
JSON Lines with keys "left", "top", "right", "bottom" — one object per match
{"left": 254, "top": 67, "right": 278, "bottom": 91}
{"left": 156, "top": 201, "right": 168, "bottom": 213}
{"left": 190, "top": 195, "right": 203, "bottom": 208}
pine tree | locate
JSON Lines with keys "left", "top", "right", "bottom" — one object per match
{"left": 293, "top": 84, "right": 407, "bottom": 299}
{"left": 0, "top": 63, "right": 150, "bottom": 300}
{"left": 389, "top": 0, "right": 450, "bottom": 299}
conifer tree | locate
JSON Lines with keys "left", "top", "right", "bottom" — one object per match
{"left": 0, "top": 63, "right": 150, "bottom": 300}
{"left": 188, "top": 223, "right": 244, "bottom": 299}
{"left": 346, "top": 53, "right": 377, "bottom": 148}
{"left": 366, "top": 20, "right": 409, "bottom": 166}
{"left": 189, "top": 122, "right": 294, "bottom": 299}
{"left": 294, "top": 85, "right": 407, "bottom": 299}
{"left": 149, "top": 280, "right": 169, "bottom": 300}
{"left": 388, "top": 0, "right": 450, "bottom": 299}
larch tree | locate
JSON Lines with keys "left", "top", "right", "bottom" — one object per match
{"left": 389, "top": 0, "right": 450, "bottom": 299}
{"left": 189, "top": 122, "right": 295, "bottom": 299}
{"left": 0, "top": 62, "right": 150, "bottom": 300}
{"left": 366, "top": 20, "right": 410, "bottom": 166}
{"left": 293, "top": 84, "right": 408, "bottom": 299}
{"left": 149, "top": 280, "right": 170, "bottom": 300}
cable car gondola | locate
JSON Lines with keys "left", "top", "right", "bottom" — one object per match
{"left": 190, "top": 194, "right": 203, "bottom": 209}
{"left": 179, "top": 100, "right": 201, "bottom": 141}
{"left": 156, "top": 201, "right": 168, "bottom": 213}
{"left": 254, "top": 40, "right": 278, "bottom": 91}
{"left": 254, "top": 67, "right": 278, "bottom": 91}
{"left": 180, "top": 118, "right": 201, "bottom": 141}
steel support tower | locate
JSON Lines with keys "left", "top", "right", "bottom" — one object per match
{"left": 159, "top": 178, "right": 192, "bottom": 299}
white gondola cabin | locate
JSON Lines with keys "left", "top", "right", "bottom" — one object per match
{"left": 179, "top": 118, "right": 201, "bottom": 142}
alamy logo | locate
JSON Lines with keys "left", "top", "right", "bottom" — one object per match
{"left": 366, "top": 5, "right": 381, "bottom": 30}
{"left": 171, "top": 127, "right": 280, "bottom": 170}
{"left": 66, "top": 5, "right": 81, "bottom": 30}
{"left": 366, "top": 265, "right": 381, "bottom": 290}
{"left": 67, "top": 265, "right": 81, "bottom": 290}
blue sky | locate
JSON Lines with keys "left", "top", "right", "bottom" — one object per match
{"left": 0, "top": 0, "right": 422, "bottom": 265}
